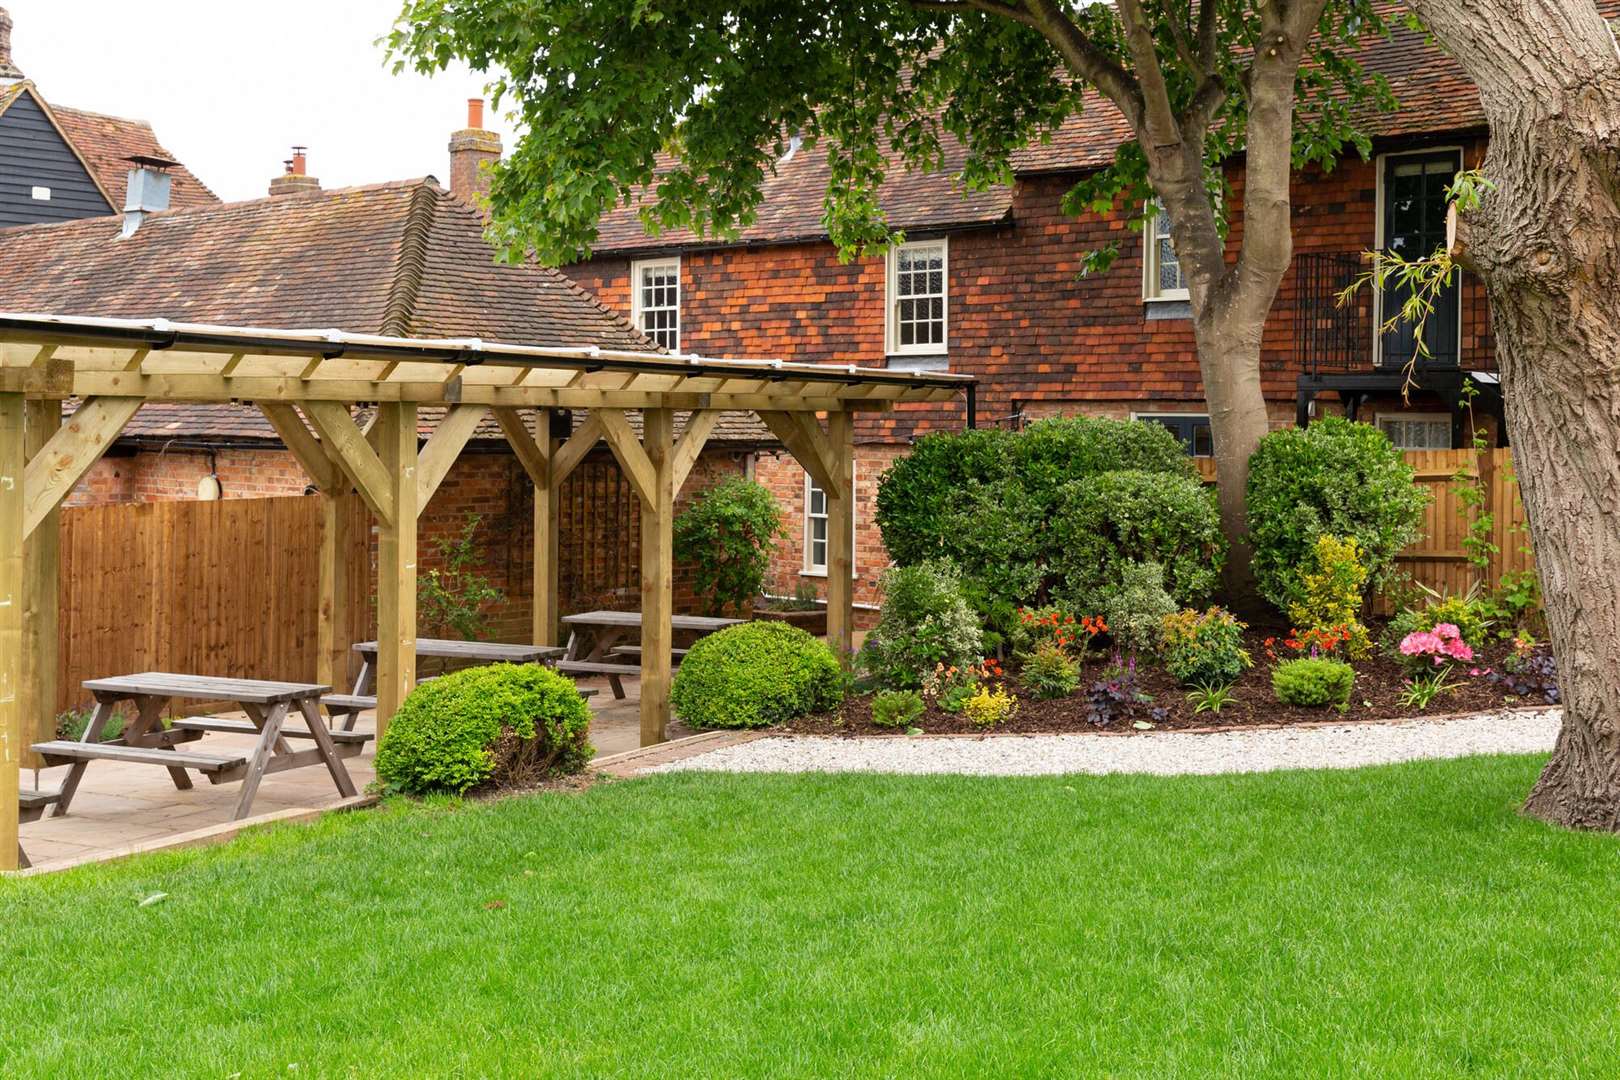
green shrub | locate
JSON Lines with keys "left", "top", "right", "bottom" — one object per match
{"left": 673, "top": 477, "right": 783, "bottom": 616}
{"left": 375, "top": 664, "right": 592, "bottom": 795}
{"left": 1051, "top": 469, "right": 1226, "bottom": 611}
{"left": 874, "top": 417, "right": 1194, "bottom": 616}
{"left": 1020, "top": 641, "right": 1080, "bottom": 700}
{"left": 1271, "top": 657, "right": 1355, "bottom": 708}
{"left": 671, "top": 621, "right": 844, "bottom": 729}
{"left": 1245, "top": 417, "right": 1428, "bottom": 612}
{"left": 861, "top": 559, "right": 984, "bottom": 689}
{"left": 1159, "top": 607, "right": 1250, "bottom": 687}
{"left": 1012, "top": 416, "right": 1193, "bottom": 511}
{"left": 871, "top": 689, "right": 925, "bottom": 729}
{"left": 873, "top": 428, "right": 1016, "bottom": 567}
{"left": 1096, "top": 560, "right": 1178, "bottom": 655}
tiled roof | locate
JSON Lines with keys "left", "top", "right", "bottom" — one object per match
{"left": 0, "top": 177, "right": 653, "bottom": 348}
{"left": 50, "top": 103, "right": 219, "bottom": 209}
{"left": 105, "top": 401, "right": 775, "bottom": 447}
{"left": 592, "top": 135, "right": 1013, "bottom": 254}
{"left": 596, "top": 8, "right": 1531, "bottom": 250}
{"left": 6, "top": 177, "right": 772, "bottom": 444}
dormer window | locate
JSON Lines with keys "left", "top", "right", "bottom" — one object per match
{"left": 631, "top": 257, "right": 681, "bottom": 350}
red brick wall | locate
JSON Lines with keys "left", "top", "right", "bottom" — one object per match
{"left": 564, "top": 136, "right": 1494, "bottom": 440}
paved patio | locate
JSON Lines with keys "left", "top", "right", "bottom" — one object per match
{"left": 15, "top": 674, "right": 689, "bottom": 873}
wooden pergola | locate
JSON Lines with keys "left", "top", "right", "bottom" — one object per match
{"left": 0, "top": 312, "right": 974, "bottom": 870}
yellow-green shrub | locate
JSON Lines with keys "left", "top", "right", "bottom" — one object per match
{"left": 963, "top": 685, "right": 1019, "bottom": 728}
{"left": 1287, "top": 535, "right": 1372, "bottom": 659}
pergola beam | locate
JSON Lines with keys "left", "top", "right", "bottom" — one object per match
{"left": 758, "top": 410, "right": 844, "bottom": 500}
{"left": 374, "top": 403, "right": 418, "bottom": 734}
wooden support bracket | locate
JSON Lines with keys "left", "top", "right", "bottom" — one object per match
{"left": 672, "top": 409, "right": 721, "bottom": 493}
{"left": 258, "top": 402, "right": 340, "bottom": 491}
{"left": 551, "top": 412, "right": 604, "bottom": 487}
{"left": 596, "top": 409, "right": 657, "bottom": 506}
{"left": 302, "top": 401, "right": 396, "bottom": 526}
{"left": 758, "top": 410, "right": 843, "bottom": 499}
{"left": 22, "top": 396, "right": 142, "bottom": 540}
{"left": 416, "top": 403, "right": 490, "bottom": 510}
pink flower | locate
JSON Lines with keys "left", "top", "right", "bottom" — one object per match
{"left": 1442, "top": 637, "right": 1474, "bottom": 661}
{"left": 1433, "top": 623, "right": 1462, "bottom": 640}
{"left": 1400, "top": 631, "right": 1443, "bottom": 656}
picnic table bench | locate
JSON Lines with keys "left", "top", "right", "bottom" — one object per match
{"left": 15, "top": 788, "right": 62, "bottom": 869}
{"left": 557, "top": 611, "right": 744, "bottom": 699}
{"left": 328, "top": 639, "right": 570, "bottom": 729}
{"left": 30, "top": 673, "right": 358, "bottom": 824}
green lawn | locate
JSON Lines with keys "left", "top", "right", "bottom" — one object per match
{"left": 3, "top": 756, "right": 1618, "bottom": 1077}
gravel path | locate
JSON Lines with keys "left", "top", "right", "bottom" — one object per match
{"left": 653, "top": 708, "right": 1562, "bottom": 777}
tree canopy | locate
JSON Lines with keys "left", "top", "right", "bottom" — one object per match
{"left": 388, "top": 0, "right": 1397, "bottom": 268}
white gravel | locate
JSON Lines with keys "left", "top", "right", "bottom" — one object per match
{"left": 653, "top": 708, "right": 1562, "bottom": 777}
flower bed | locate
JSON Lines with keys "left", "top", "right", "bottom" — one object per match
{"left": 783, "top": 627, "right": 1549, "bottom": 737}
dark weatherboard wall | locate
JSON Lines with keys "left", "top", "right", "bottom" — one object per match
{"left": 0, "top": 89, "right": 113, "bottom": 227}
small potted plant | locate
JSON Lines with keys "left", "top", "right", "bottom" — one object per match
{"left": 753, "top": 580, "right": 827, "bottom": 636}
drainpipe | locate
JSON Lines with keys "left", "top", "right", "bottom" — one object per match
{"left": 965, "top": 384, "right": 977, "bottom": 430}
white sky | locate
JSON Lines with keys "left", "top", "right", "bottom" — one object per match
{"left": 6, "top": 0, "right": 518, "bottom": 202}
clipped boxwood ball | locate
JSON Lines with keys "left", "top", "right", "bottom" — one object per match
{"left": 375, "top": 663, "right": 592, "bottom": 795}
{"left": 672, "top": 621, "right": 845, "bottom": 729}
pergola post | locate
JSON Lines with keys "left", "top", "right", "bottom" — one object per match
{"left": 825, "top": 409, "right": 856, "bottom": 661}
{"left": 316, "top": 489, "right": 363, "bottom": 690}
{"left": 532, "top": 410, "right": 561, "bottom": 647}
{"left": 638, "top": 408, "right": 675, "bottom": 745}
{"left": 375, "top": 403, "right": 418, "bottom": 735}
{"left": 21, "top": 399, "right": 61, "bottom": 767}
{"left": 1, "top": 392, "right": 26, "bottom": 871}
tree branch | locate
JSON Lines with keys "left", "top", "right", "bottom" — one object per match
{"left": 909, "top": 0, "right": 1041, "bottom": 30}
{"left": 1019, "top": 0, "right": 1143, "bottom": 125}
{"left": 1196, "top": 0, "right": 1219, "bottom": 70}
{"left": 1164, "top": 1, "right": 1202, "bottom": 73}
{"left": 1114, "top": 0, "right": 1183, "bottom": 151}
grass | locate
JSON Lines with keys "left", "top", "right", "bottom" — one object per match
{"left": 3, "top": 755, "right": 1619, "bottom": 1077}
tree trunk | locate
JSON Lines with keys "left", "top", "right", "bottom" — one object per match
{"left": 1408, "top": 0, "right": 1620, "bottom": 828}
{"left": 1192, "top": 309, "right": 1272, "bottom": 608}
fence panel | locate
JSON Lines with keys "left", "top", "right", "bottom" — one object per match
{"left": 1194, "top": 447, "right": 1531, "bottom": 605}
{"left": 54, "top": 496, "right": 335, "bottom": 718}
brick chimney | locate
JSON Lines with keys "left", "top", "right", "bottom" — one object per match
{"left": 0, "top": 7, "right": 25, "bottom": 81}
{"left": 269, "top": 146, "right": 320, "bottom": 196}
{"left": 448, "top": 98, "right": 501, "bottom": 208}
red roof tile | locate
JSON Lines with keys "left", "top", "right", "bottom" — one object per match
{"left": 50, "top": 103, "right": 218, "bottom": 209}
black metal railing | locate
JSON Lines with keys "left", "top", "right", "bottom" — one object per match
{"left": 1293, "top": 252, "right": 1373, "bottom": 378}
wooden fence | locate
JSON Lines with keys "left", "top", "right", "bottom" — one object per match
{"left": 54, "top": 495, "right": 363, "bottom": 717}
{"left": 1197, "top": 447, "right": 1533, "bottom": 603}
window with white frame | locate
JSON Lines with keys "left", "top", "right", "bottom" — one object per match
{"left": 630, "top": 257, "right": 680, "bottom": 350}
{"left": 804, "top": 469, "right": 858, "bottom": 576}
{"left": 1142, "top": 201, "right": 1189, "bottom": 302}
{"left": 1377, "top": 413, "right": 1453, "bottom": 450}
{"left": 886, "top": 239, "right": 948, "bottom": 359}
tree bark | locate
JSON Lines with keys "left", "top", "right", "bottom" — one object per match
{"left": 1406, "top": 0, "right": 1620, "bottom": 828}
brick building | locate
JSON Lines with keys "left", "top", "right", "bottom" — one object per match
{"left": 562, "top": 17, "right": 1513, "bottom": 607}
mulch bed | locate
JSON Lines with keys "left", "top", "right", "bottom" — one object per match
{"left": 784, "top": 626, "right": 1544, "bottom": 737}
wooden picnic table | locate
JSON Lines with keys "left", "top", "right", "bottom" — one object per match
{"left": 30, "top": 672, "right": 359, "bottom": 825}
{"left": 326, "top": 639, "right": 571, "bottom": 730}
{"left": 556, "top": 611, "right": 745, "bottom": 699}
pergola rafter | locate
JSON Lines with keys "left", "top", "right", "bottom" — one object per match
{"left": 0, "top": 312, "right": 975, "bottom": 871}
